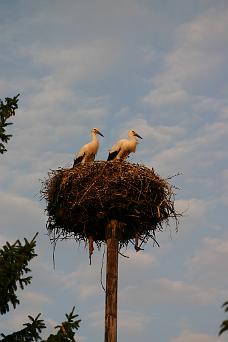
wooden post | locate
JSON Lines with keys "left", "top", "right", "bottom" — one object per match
{"left": 105, "top": 219, "right": 119, "bottom": 342}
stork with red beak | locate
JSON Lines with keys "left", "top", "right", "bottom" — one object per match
{"left": 107, "top": 130, "right": 143, "bottom": 161}
{"left": 73, "top": 128, "right": 104, "bottom": 166}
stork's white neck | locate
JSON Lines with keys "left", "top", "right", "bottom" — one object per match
{"left": 91, "top": 131, "right": 99, "bottom": 142}
{"left": 91, "top": 131, "right": 96, "bottom": 139}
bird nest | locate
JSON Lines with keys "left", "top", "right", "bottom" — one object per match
{"left": 41, "top": 161, "right": 180, "bottom": 249}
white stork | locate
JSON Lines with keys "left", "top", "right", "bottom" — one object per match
{"left": 107, "top": 129, "right": 143, "bottom": 161}
{"left": 73, "top": 128, "right": 104, "bottom": 166}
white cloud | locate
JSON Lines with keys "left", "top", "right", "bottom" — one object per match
{"left": 151, "top": 117, "right": 228, "bottom": 176}
{"left": 86, "top": 309, "right": 103, "bottom": 328}
{"left": 175, "top": 198, "right": 208, "bottom": 221}
{"left": 79, "top": 283, "right": 100, "bottom": 300}
{"left": 0, "top": 80, "right": 20, "bottom": 94}
{"left": 143, "top": 86, "right": 189, "bottom": 107}
{"left": 170, "top": 329, "right": 226, "bottom": 342}
{"left": 120, "top": 249, "right": 156, "bottom": 268}
{"left": 220, "top": 105, "right": 228, "bottom": 119}
{"left": 118, "top": 310, "right": 152, "bottom": 338}
{"left": 22, "top": 291, "right": 52, "bottom": 304}
{"left": 221, "top": 169, "right": 228, "bottom": 192}
{"left": 23, "top": 39, "right": 123, "bottom": 85}
{"left": 143, "top": 7, "right": 228, "bottom": 110}
{"left": 26, "top": 77, "right": 75, "bottom": 111}
{"left": 0, "top": 192, "right": 43, "bottom": 235}
{"left": 192, "top": 95, "right": 226, "bottom": 114}
{"left": 155, "top": 8, "right": 228, "bottom": 89}
{"left": 120, "top": 277, "right": 227, "bottom": 308}
{"left": 0, "top": 234, "right": 15, "bottom": 246}
{"left": 34, "top": 258, "right": 104, "bottom": 301}
{"left": 185, "top": 236, "right": 228, "bottom": 287}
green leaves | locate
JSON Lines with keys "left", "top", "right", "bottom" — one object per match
{"left": 0, "top": 233, "right": 38, "bottom": 314}
{"left": 0, "top": 233, "right": 81, "bottom": 341}
{"left": 0, "top": 314, "right": 46, "bottom": 341}
{"left": 1, "top": 93, "right": 82, "bottom": 341}
{"left": 0, "top": 94, "right": 19, "bottom": 154}
{"left": 46, "top": 307, "right": 81, "bottom": 342}
{"left": 219, "top": 301, "right": 228, "bottom": 336}
{"left": 0, "top": 308, "right": 81, "bottom": 342}
{"left": 0, "top": 228, "right": 81, "bottom": 341}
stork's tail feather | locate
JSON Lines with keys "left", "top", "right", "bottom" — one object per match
{"left": 73, "top": 153, "right": 85, "bottom": 167}
{"left": 107, "top": 150, "right": 119, "bottom": 161}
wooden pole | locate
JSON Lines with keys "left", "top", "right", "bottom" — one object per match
{"left": 105, "top": 219, "right": 119, "bottom": 342}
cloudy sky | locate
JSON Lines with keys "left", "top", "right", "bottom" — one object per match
{"left": 1, "top": 0, "right": 228, "bottom": 341}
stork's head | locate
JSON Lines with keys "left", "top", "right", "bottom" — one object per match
{"left": 91, "top": 128, "right": 104, "bottom": 137}
{"left": 128, "top": 130, "right": 143, "bottom": 139}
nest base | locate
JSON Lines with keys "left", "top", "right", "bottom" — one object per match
{"left": 42, "top": 161, "right": 178, "bottom": 248}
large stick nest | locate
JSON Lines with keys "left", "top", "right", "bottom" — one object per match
{"left": 41, "top": 161, "right": 179, "bottom": 247}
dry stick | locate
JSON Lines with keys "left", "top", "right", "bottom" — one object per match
{"left": 105, "top": 219, "right": 119, "bottom": 342}
{"left": 100, "top": 245, "right": 106, "bottom": 292}
{"left": 75, "top": 163, "right": 108, "bottom": 207}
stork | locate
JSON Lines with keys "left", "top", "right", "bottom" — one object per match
{"left": 73, "top": 128, "right": 104, "bottom": 166}
{"left": 107, "top": 129, "right": 143, "bottom": 161}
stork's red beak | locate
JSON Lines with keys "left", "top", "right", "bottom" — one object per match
{"left": 97, "top": 130, "right": 104, "bottom": 137}
{"left": 134, "top": 132, "right": 143, "bottom": 139}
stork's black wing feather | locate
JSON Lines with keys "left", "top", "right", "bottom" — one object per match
{"left": 73, "top": 153, "right": 85, "bottom": 167}
{"left": 107, "top": 150, "right": 120, "bottom": 161}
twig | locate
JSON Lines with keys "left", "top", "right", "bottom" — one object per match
{"left": 100, "top": 245, "right": 106, "bottom": 292}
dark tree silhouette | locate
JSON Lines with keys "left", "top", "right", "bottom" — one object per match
{"left": 0, "top": 235, "right": 81, "bottom": 341}
{"left": 0, "top": 235, "right": 38, "bottom": 315}
{"left": 219, "top": 301, "right": 228, "bottom": 336}
{"left": 0, "top": 94, "right": 19, "bottom": 154}
{"left": 0, "top": 94, "right": 81, "bottom": 341}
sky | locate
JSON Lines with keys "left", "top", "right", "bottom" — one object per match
{"left": 0, "top": 0, "right": 228, "bottom": 341}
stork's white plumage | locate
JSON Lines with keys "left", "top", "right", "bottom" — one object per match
{"left": 73, "top": 128, "right": 104, "bottom": 166}
{"left": 107, "top": 130, "right": 142, "bottom": 161}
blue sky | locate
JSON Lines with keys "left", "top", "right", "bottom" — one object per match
{"left": 1, "top": 0, "right": 228, "bottom": 341}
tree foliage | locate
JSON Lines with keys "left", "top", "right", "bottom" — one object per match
{"left": 0, "top": 234, "right": 38, "bottom": 314}
{"left": 0, "top": 94, "right": 81, "bottom": 341}
{"left": 0, "top": 307, "right": 81, "bottom": 342}
{"left": 45, "top": 307, "right": 81, "bottom": 342}
{"left": 0, "top": 314, "right": 45, "bottom": 341}
{"left": 0, "top": 235, "right": 81, "bottom": 341}
{"left": 0, "top": 94, "right": 19, "bottom": 154}
{"left": 219, "top": 301, "right": 228, "bottom": 336}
